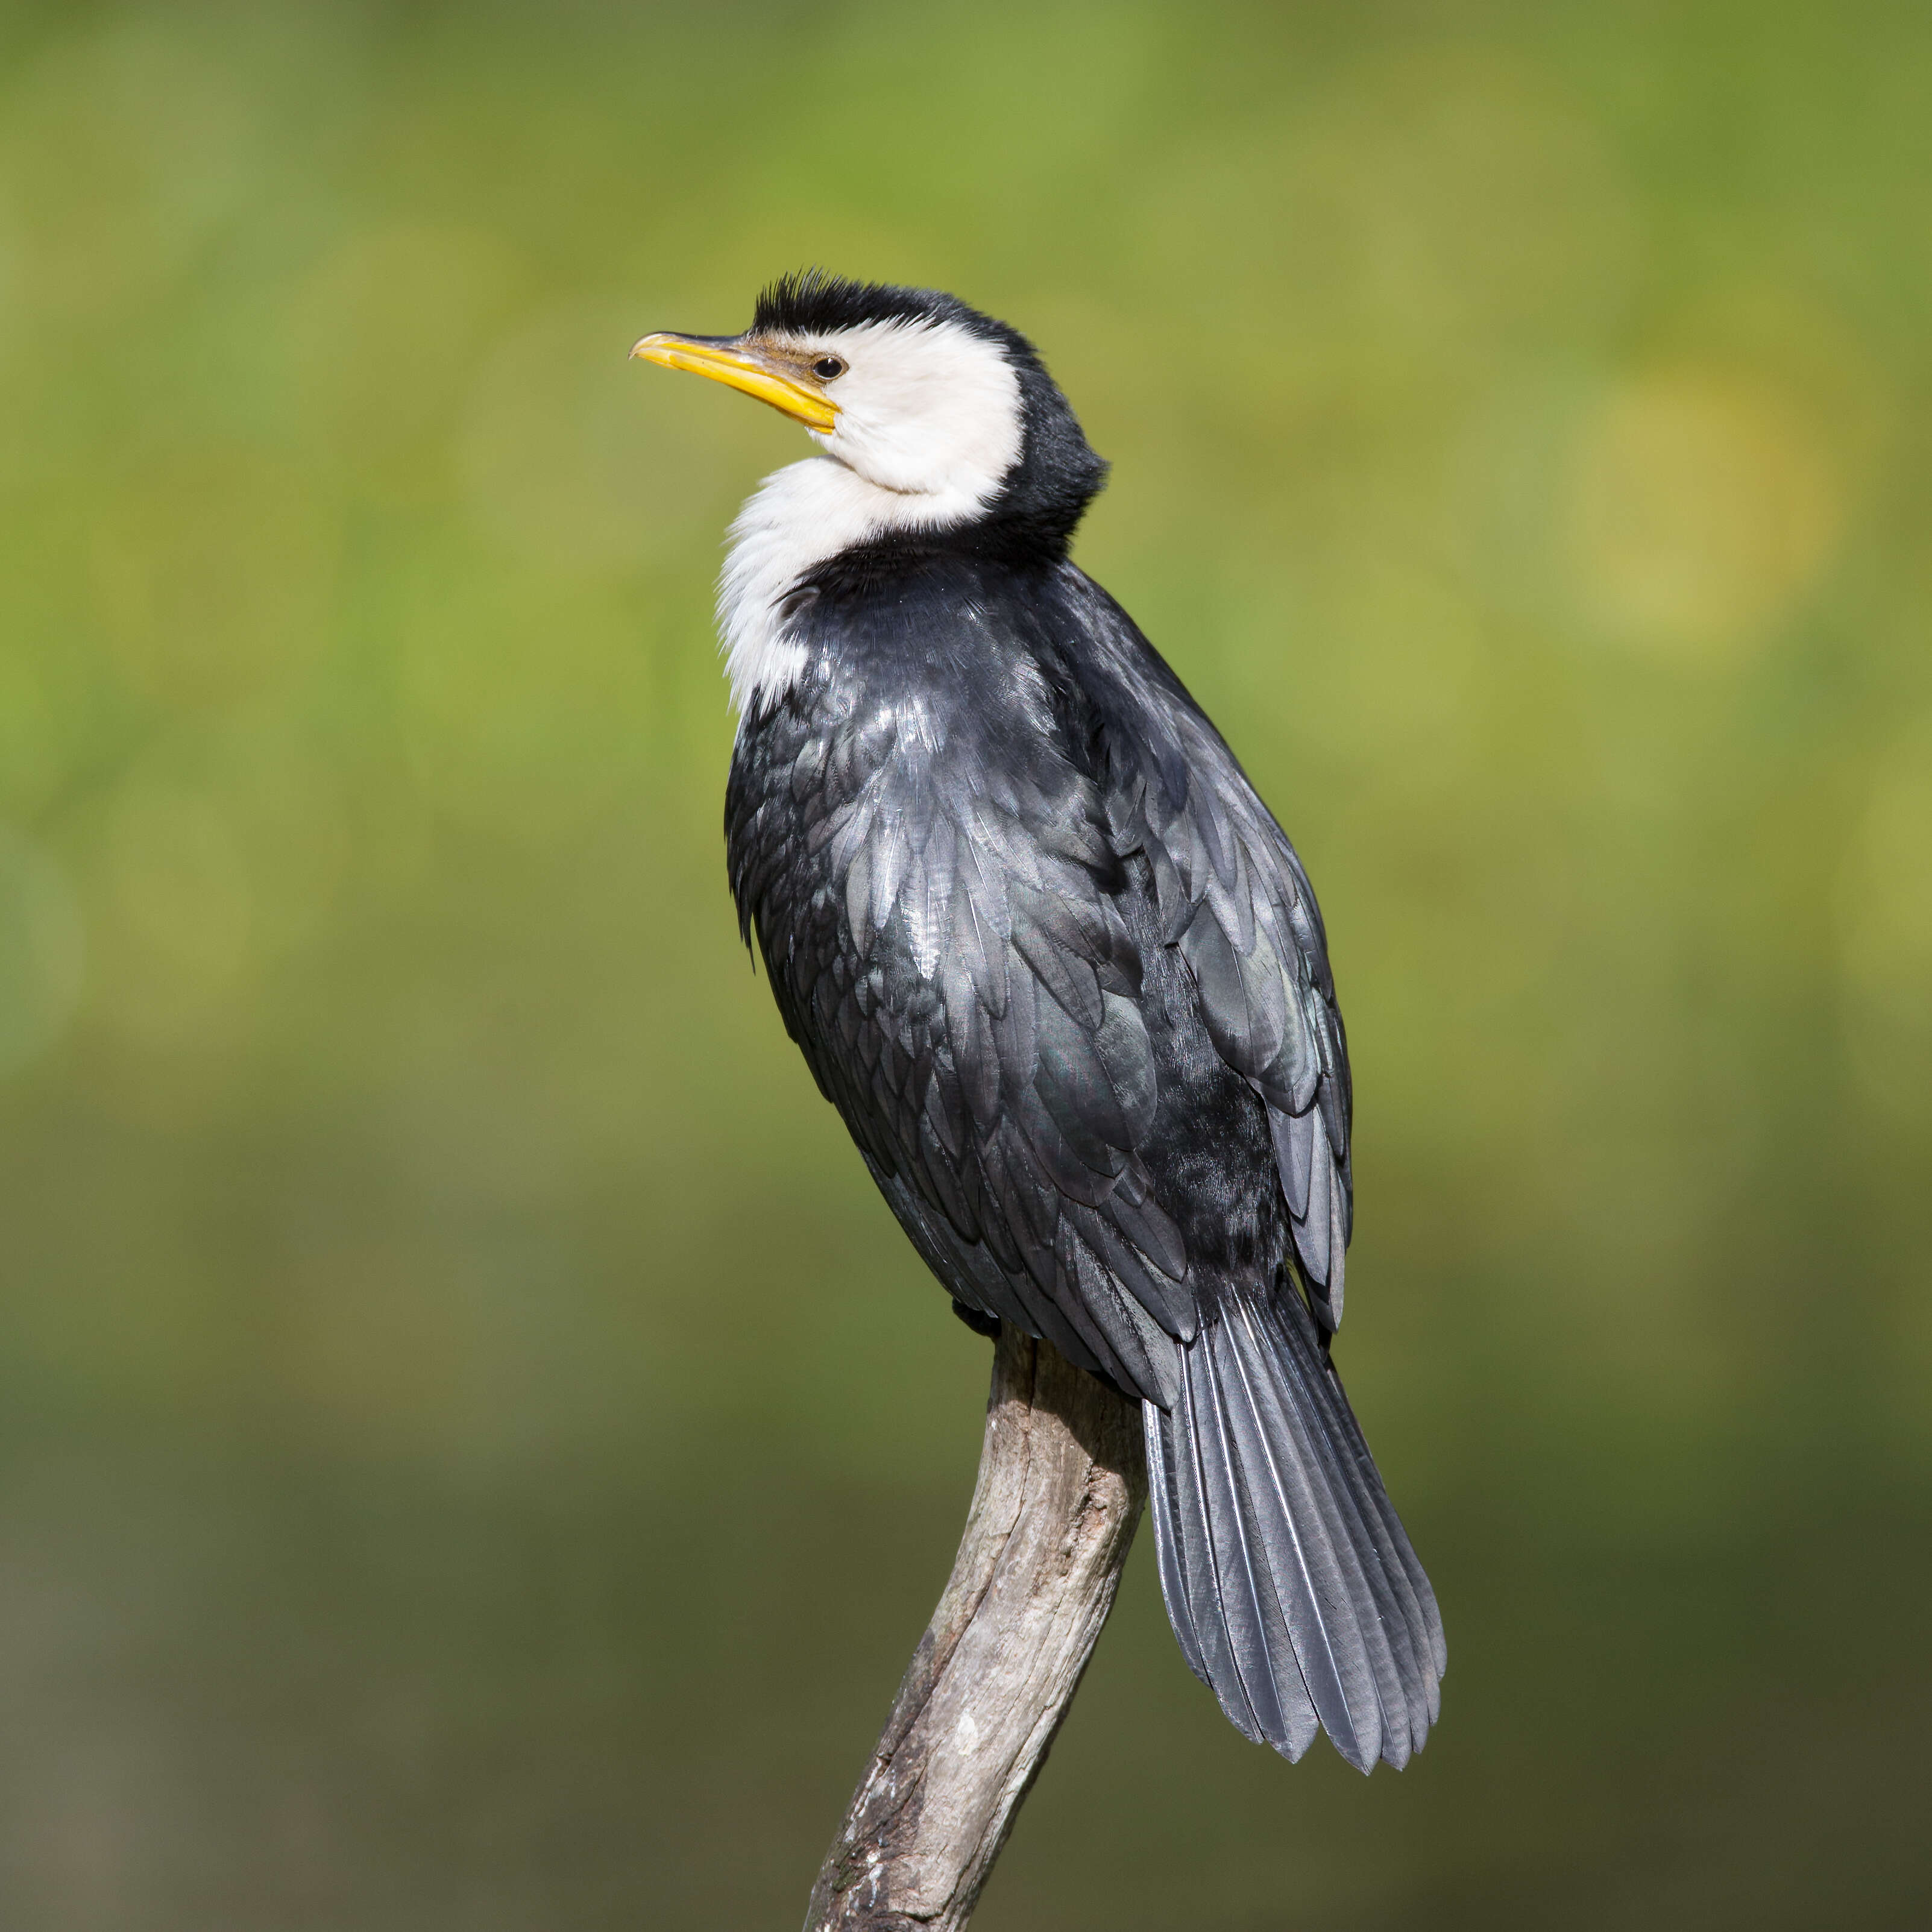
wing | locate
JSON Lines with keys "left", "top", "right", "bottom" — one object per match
{"left": 1071, "top": 572, "right": 1355, "bottom": 1329}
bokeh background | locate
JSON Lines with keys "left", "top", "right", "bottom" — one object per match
{"left": 2, "top": 1, "right": 1929, "bottom": 1925}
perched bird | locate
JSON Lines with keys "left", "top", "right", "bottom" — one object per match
{"left": 634, "top": 273, "right": 1445, "bottom": 1770}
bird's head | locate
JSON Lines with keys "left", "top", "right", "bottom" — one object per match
{"left": 633, "top": 271, "right": 1107, "bottom": 556}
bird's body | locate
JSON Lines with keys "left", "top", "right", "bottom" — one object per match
{"left": 639, "top": 274, "right": 1444, "bottom": 1771}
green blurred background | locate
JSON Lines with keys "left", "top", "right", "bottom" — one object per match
{"left": 2, "top": 1, "right": 1929, "bottom": 1925}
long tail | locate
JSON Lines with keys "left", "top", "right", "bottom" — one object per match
{"left": 1143, "top": 1285, "right": 1446, "bottom": 1771}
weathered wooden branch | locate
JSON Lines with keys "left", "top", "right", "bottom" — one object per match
{"left": 803, "top": 1324, "right": 1147, "bottom": 1932}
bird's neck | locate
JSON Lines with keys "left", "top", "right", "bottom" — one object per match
{"left": 718, "top": 456, "right": 985, "bottom": 717}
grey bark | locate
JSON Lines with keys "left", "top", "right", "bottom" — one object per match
{"left": 802, "top": 1324, "right": 1147, "bottom": 1931}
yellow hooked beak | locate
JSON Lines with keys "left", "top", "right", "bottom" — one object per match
{"left": 630, "top": 332, "right": 839, "bottom": 434}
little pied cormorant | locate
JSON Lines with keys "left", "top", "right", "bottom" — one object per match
{"left": 634, "top": 273, "right": 1445, "bottom": 1771}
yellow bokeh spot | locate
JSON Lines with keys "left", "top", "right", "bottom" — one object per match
{"left": 1565, "top": 367, "right": 1845, "bottom": 657}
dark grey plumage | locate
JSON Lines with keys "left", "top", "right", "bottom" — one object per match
{"left": 720, "top": 277, "right": 1443, "bottom": 1770}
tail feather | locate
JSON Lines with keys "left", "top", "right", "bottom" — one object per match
{"left": 1227, "top": 1295, "right": 1441, "bottom": 1763}
{"left": 1211, "top": 1307, "right": 1389, "bottom": 1767}
{"left": 1147, "top": 1347, "right": 1314, "bottom": 1757}
{"left": 1142, "top": 1403, "right": 1209, "bottom": 1681}
{"left": 1145, "top": 1286, "right": 1446, "bottom": 1772}
{"left": 1182, "top": 1326, "right": 1308, "bottom": 1752}
{"left": 1266, "top": 1290, "right": 1446, "bottom": 1738}
{"left": 1328, "top": 1359, "right": 1449, "bottom": 1685}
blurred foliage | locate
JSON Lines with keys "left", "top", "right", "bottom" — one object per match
{"left": 1, "top": 1, "right": 1930, "bottom": 1926}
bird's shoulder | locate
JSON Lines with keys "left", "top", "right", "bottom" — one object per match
{"left": 728, "top": 554, "right": 1117, "bottom": 907}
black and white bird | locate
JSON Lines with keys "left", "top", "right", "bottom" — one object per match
{"left": 634, "top": 274, "right": 1445, "bottom": 1770}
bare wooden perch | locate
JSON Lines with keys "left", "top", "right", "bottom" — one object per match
{"left": 803, "top": 1324, "right": 1147, "bottom": 1931}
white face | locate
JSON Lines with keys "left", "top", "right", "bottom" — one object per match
{"left": 630, "top": 306, "right": 1034, "bottom": 714}
{"left": 773, "top": 318, "right": 1024, "bottom": 512}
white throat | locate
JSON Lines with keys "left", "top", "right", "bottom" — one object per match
{"left": 716, "top": 459, "right": 961, "bottom": 714}
{"left": 714, "top": 316, "right": 1025, "bottom": 716}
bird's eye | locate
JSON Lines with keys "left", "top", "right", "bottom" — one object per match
{"left": 811, "top": 355, "right": 847, "bottom": 381}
